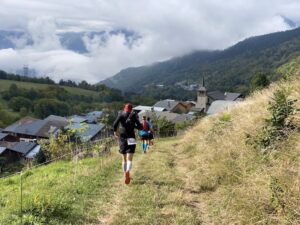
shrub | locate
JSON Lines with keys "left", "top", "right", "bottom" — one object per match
{"left": 34, "top": 150, "right": 47, "bottom": 165}
{"left": 155, "top": 117, "right": 176, "bottom": 137}
{"left": 209, "top": 113, "right": 232, "bottom": 135}
{"left": 8, "top": 96, "right": 32, "bottom": 112}
{"left": 175, "top": 120, "right": 194, "bottom": 131}
{"left": 250, "top": 71, "right": 270, "bottom": 92}
{"left": 247, "top": 87, "right": 298, "bottom": 152}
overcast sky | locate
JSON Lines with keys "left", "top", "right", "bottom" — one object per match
{"left": 0, "top": 0, "right": 300, "bottom": 83}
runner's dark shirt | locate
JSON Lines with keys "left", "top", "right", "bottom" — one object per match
{"left": 113, "top": 112, "right": 142, "bottom": 139}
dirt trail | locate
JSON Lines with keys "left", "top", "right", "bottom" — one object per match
{"left": 92, "top": 138, "right": 205, "bottom": 225}
{"left": 95, "top": 152, "right": 144, "bottom": 224}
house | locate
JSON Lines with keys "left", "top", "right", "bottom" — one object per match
{"left": 0, "top": 133, "right": 18, "bottom": 142}
{"left": 153, "top": 100, "right": 191, "bottom": 114}
{"left": 3, "top": 117, "right": 49, "bottom": 139}
{"left": 45, "top": 115, "right": 69, "bottom": 125}
{"left": 0, "top": 141, "right": 40, "bottom": 163}
{"left": 185, "top": 101, "right": 196, "bottom": 106}
{"left": 24, "top": 144, "right": 41, "bottom": 159}
{"left": 224, "top": 92, "right": 243, "bottom": 101}
{"left": 207, "top": 91, "right": 243, "bottom": 104}
{"left": 64, "top": 123, "right": 106, "bottom": 142}
{"left": 153, "top": 99, "right": 179, "bottom": 111}
{"left": 0, "top": 145, "right": 20, "bottom": 163}
{"left": 68, "top": 115, "right": 88, "bottom": 124}
{"left": 207, "top": 91, "right": 226, "bottom": 105}
{"left": 139, "top": 111, "right": 193, "bottom": 124}
{"left": 206, "top": 100, "right": 239, "bottom": 115}
{"left": 69, "top": 112, "right": 104, "bottom": 124}
{"left": 84, "top": 111, "right": 104, "bottom": 124}
{"left": 133, "top": 106, "right": 167, "bottom": 114}
{"left": 87, "top": 111, "right": 104, "bottom": 119}
{"left": 9, "top": 142, "right": 40, "bottom": 159}
{"left": 3, "top": 116, "right": 67, "bottom": 141}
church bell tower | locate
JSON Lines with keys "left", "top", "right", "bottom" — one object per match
{"left": 196, "top": 77, "right": 207, "bottom": 110}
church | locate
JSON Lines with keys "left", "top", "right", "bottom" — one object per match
{"left": 192, "top": 78, "right": 244, "bottom": 114}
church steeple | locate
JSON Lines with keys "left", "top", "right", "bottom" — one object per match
{"left": 200, "top": 76, "right": 205, "bottom": 88}
{"left": 198, "top": 76, "right": 206, "bottom": 92}
{"left": 196, "top": 76, "right": 208, "bottom": 110}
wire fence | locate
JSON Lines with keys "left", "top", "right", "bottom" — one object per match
{"left": 0, "top": 128, "right": 179, "bottom": 224}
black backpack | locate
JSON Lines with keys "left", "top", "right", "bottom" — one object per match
{"left": 119, "top": 112, "right": 136, "bottom": 132}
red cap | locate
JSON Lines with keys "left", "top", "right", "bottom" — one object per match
{"left": 124, "top": 103, "right": 133, "bottom": 113}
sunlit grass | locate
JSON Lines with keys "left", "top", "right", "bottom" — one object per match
{"left": 0, "top": 152, "right": 120, "bottom": 224}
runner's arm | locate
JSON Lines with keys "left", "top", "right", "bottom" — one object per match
{"left": 113, "top": 114, "right": 121, "bottom": 137}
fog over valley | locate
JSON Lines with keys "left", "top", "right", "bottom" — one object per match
{"left": 0, "top": 0, "right": 300, "bottom": 83}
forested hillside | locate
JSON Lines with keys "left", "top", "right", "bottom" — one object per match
{"left": 102, "top": 27, "right": 300, "bottom": 95}
{"left": 0, "top": 73, "right": 155, "bottom": 127}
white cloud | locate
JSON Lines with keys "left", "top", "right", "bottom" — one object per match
{"left": 0, "top": 0, "right": 299, "bottom": 83}
{"left": 0, "top": 48, "right": 24, "bottom": 72}
{"left": 27, "top": 17, "right": 61, "bottom": 51}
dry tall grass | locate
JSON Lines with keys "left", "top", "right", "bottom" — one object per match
{"left": 180, "top": 79, "right": 300, "bottom": 224}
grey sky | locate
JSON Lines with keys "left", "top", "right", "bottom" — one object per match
{"left": 0, "top": 0, "right": 299, "bottom": 83}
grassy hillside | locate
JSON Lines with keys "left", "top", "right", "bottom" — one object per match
{"left": 0, "top": 152, "right": 121, "bottom": 224}
{"left": 0, "top": 79, "right": 100, "bottom": 97}
{"left": 1, "top": 64, "right": 300, "bottom": 224}
{"left": 177, "top": 81, "right": 300, "bottom": 224}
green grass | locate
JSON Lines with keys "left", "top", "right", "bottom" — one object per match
{"left": 0, "top": 138, "right": 202, "bottom": 225}
{"left": 0, "top": 151, "right": 121, "bottom": 225}
{"left": 0, "top": 79, "right": 99, "bottom": 97}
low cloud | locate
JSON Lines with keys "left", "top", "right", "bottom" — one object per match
{"left": 0, "top": 0, "right": 299, "bottom": 83}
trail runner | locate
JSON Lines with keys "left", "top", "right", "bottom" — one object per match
{"left": 113, "top": 103, "right": 142, "bottom": 184}
{"left": 147, "top": 117, "right": 155, "bottom": 147}
{"left": 139, "top": 116, "right": 150, "bottom": 153}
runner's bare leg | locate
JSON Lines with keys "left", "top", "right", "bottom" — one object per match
{"left": 122, "top": 154, "right": 127, "bottom": 174}
{"left": 126, "top": 153, "right": 133, "bottom": 171}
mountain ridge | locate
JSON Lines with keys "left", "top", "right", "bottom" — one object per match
{"left": 102, "top": 27, "right": 300, "bottom": 93}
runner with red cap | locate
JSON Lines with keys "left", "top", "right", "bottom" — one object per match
{"left": 113, "top": 103, "right": 142, "bottom": 184}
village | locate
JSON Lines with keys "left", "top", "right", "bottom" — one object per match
{"left": 0, "top": 81, "right": 244, "bottom": 170}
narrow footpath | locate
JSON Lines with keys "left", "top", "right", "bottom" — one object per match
{"left": 89, "top": 138, "right": 203, "bottom": 225}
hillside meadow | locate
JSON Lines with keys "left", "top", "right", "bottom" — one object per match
{"left": 0, "top": 152, "right": 121, "bottom": 224}
{"left": 173, "top": 62, "right": 300, "bottom": 222}
{"left": 0, "top": 79, "right": 100, "bottom": 97}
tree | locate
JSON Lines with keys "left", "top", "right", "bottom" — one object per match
{"left": 78, "top": 80, "right": 90, "bottom": 89}
{"left": 34, "top": 150, "right": 46, "bottom": 164}
{"left": 34, "top": 99, "right": 70, "bottom": 118}
{"left": 20, "top": 107, "right": 28, "bottom": 117}
{"left": 154, "top": 117, "right": 175, "bottom": 137}
{"left": 0, "top": 103, "right": 16, "bottom": 127}
{"left": 9, "top": 97, "right": 32, "bottom": 112}
{"left": 0, "top": 70, "right": 7, "bottom": 79}
{"left": 250, "top": 72, "right": 270, "bottom": 92}
{"left": 26, "top": 88, "right": 39, "bottom": 100}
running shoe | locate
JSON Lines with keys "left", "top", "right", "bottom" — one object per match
{"left": 125, "top": 171, "right": 130, "bottom": 184}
